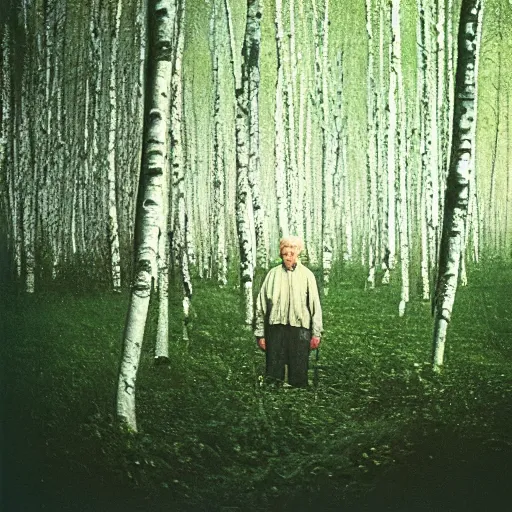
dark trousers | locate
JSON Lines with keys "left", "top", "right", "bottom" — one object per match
{"left": 266, "top": 324, "right": 311, "bottom": 387}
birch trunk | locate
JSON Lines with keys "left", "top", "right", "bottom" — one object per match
{"left": 432, "top": 0, "right": 483, "bottom": 373}
{"left": 0, "top": 28, "right": 9, "bottom": 224}
{"left": 385, "top": 0, "right": 398, "bottom": 280}
{"left": 235, "top": 0, "right": 259, "bottom": 326}
{"left": 487, "top": 3, "right": 502, "bottom": 256}
{"left": 107, "top": 0, "right": 123, "bottom": 292}
{"left": 90, "top": 0, "right": 104, "bottom": 272}
{"left": 505, "top": 91, "right": 511, "bottom": 256}
{"left": 377, "top": 0, "right": 387, "bottom": 270}
{"left": 20, "top": 53, "right": 36, "bottom": 293}
{"left": 282, "top": 0, "right": 299, "bottom": 238}
{"left": 155, "top": 101, "right": 172, "bottom": 362}
{"left": 427, "top": 2, "right": 440, "bottom": 270}
{"left": 210, "top": 0, "right": 228, "bottom": 286}
{"left": 1, "top": 25, "right": 16, "bottom": 276}
{"left": 436, "top": 0, "right": 447, "bottom": 190}
{"left": 462, "top": 0, "right": 483, "bottom": 274}
{"left": 117, "top": 0, "right": 175, "bottom": 432}
{"left": 392, "top": 0, "right": 409, "bottom": 317}
{"left": 304, "top": 95, "right": 315, "bottom": 262}
{"left": 245, "top": 0, "right": 266, "bottom": 268}
{"left": 320, "top": 0, "right": 332, "bottom": 294}
{"left": 365, "top": 0, "right": 378, "bottom": 290}
{"left": 274, "top": 0, "right": 289, "bottom": 238}
{"left": 171, "top": 0, "right": 192, "bottom": 341}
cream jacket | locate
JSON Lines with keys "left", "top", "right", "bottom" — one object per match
{"left": 254, "top": 261, "right": 323, "bottom": 338}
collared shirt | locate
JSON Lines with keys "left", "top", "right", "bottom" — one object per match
{"left": 254, "top": 261, "right": 323, "bottom": 338}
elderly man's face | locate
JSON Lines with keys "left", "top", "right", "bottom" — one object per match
{"left": 281, "top": 246, "right": 298, "bottom": 270}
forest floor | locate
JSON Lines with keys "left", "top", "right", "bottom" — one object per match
{"left": 1, "top": 263, "right": 512, "bottom": 512}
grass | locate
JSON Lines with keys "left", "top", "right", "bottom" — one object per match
{"left": 1, "top": 263, "right": 511, "bottom": 511}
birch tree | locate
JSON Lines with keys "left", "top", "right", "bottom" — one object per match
{"left": 384, "top": 0, "right": 399, "bottom": 282}
{"left": 210, "top": 0, "right": 228, "bottom": 286}
{"left": 432, "top": 0, "right": 483, "bottom": 373}
{"left": 155, "top": 0, "right": 178, "bottom": 363}
{"left": 245, "top": 0, "right": 266, "bottom": 268}
{"left": 235, "top": 0, "right": 260, "bottom": 326}
{"left": 365, "top": 0, "right": 378, "bottom": 289}
{"left": 170, "top": 0, "right": 192, "bottom": 341}
{"left": 389, "top": 0, "right": 409, "bottom": 316}
{"left": 320, "top": 0, "right": 333, "bottom": 293}
{"left": 107, "top": 0, "right": 123, "bottom": 292}
{"left": 274, "top": 0, "right": 289, "bottom": 238}
{"left": 486, "top": 0, "right": 503, "bottom": 256}
{"left": 117, "top": 0, "right": 175, "bottom": 432}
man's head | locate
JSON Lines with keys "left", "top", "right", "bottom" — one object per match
{"left": 279, "top": 235, "right": 304, "bottom": 270}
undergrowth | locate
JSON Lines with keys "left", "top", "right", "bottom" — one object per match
{"left": 1, "top": 263, "right": 511, "bottom": 511}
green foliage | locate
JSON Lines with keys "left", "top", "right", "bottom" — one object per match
{"left": 2, "top": 265, "right": 511, "bottom": 511}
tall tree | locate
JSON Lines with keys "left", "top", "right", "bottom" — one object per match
{"left": 117, "top": 0, "right": 175, "bottom": 432}
{"left": 320, "top": 0, "right": 333, "bottom": 293}
{"left": 107, "top": 0, "right": 123, "bottom": 292}
{"left": 170, "top": 0, "right": 192, "bottom": 341}
{"left": 235, "top": 0, "right": 260, "bottom": 326}
{"left": 432, "top": 0, "right": 483, "bottom": 372}
{"left": 390, "top": 0, "right": 409, "bottom": 316}
{"left": 365, "top": 0, "right": 378, "bottom": 290}
{"left": 210, "top": 0, "right": 228, "bottom": 286}
{"left": 245, "top": 0, "right": 266, "bottom": 268}
{"left": 274, "top": 0, "right": 289, "bottom": 238}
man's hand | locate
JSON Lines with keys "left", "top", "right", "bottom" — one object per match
{"left": 310, "top": 336, "right": 321, "bottom": 350}
{"left": 257, "top": 338, "right": 266, "bottom": 351}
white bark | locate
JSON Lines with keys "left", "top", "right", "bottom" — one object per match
{"left": 171, "top": 0, "right": 192, "bottom": 340}
{"left": 420, "top": 181, "right": 430, "bottom": 300}
{"left": 107, "top": 0, "right": 123, "bottom": 292}
{"left": 155, "top": 99, "right": 172, "bottom": 361}
{"left": 432, "top": 0, "right": 483, "bottom": 373}
{"left": 505, "top": 91, "right": 511, "bottom": 255}
{"left": 234, "top": 0, "right": 259, "bottom": 326}
{"left": 377, "top": 0, "right": 387, "bottom": 268}
{"left": 210, "top": 1, "right": 228, "bottom": 286}
{"left": 20, "top": 54, "right": 35, "bottom": 293}
{"left": 320, "top": 0, "right": 332, "bottom": 293}
{"left": 392, "top": 0, "right": 409, "bottom": 317}
{"left": 365, "top": 0, "right": 378, "bottom": 290}
{"left": 386, "top": 0, "right": 397, "bottom": 275}
{"left": 304, "top": 95, "right": 315, "bottom": 262}
{"left": 274, "top": 0, "right": 289, "bottom": 238}
{"left": 427, "top": 2, "right": 440, "bottom": 270}
{"left": 245, "top": 0, "right": 266, "bottom": 268}
{"left": 274, "top": 64, "right": 288, "bottom": 236}
{"left": 117, "top": 0, "right": 175, "bottom": 432}
{"left": 91, "top": 0, "right": 104, "bottom": 270}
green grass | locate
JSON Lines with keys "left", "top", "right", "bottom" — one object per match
{"left": 1, "top": 264, "right": 511, "bottom": 511}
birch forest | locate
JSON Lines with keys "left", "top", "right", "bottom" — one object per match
{"left": 2, "top": 0, "right": 512, "bottom": 510}
{"left": 3, "top": 0, "right": 512, "bottom": 299}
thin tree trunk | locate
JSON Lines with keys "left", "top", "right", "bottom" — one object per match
{"left": 245, "top": 0, "right": 266, "bottom": 268}
{"left": 365, "top": 0, "right": 378, "bottom": 290}
{"left": 117, "top": 0, "right": 175, "bottom": 432}
{"left": 390, "top": 0, "right": 409, "bottom": 316}
{"left": 107, "top": 0, "right": 123, "bottom": 292}
{"left": 274, "top": 0, "right": 289, "bottom": 239}
{"left": 377, "top": 0, "right": 388, "bottom": 271}
{"left": 320, "top": 0, "right": 332, "bottom": 294}
{"left": 432, "top": 0, "right": 483, "bottom": 373}
{"left": 210, "top": 0, "right": 228, "bottom": 286}
{"left": 487, "top": 0, "right": 502, "bottom": 256}
{"left": 506, "top": 90, "right": 511, "bottom": 257}
{"left": 235, "top": 0, "right": 259, "bottom": 326}
{"left": 385, "top": 0, "right": 399, "bottom": 281}
{"left": 171, "top": 0, "right": 192, "bottom": 341}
